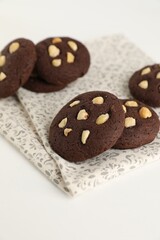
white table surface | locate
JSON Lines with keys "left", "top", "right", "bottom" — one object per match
{"left": 0, "top": 0, "right": 160, "bottom": 239}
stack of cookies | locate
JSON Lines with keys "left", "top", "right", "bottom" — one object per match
{"left": 0, "top": 37, "right": 90, "bottom": 97}
{"left": 49, "top": 91, "right": 160, "bottom": 162}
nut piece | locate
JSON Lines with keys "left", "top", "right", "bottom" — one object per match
{"left": 0, "top": 55, "right": 6, "bottom": 67}
{"left": 67, "top": 41, "right": 78, "bottom": 51}
{"left": 52, "top": 38, "right": 62, "bottom": 44}
{"left": 0, "top": 72, "right": 6, "bottom": 81}
{"left": 141, "top": 67, "right": 151, "bottom": 75}
{"left": 9, "top": 42, "right": 20, "bottom": 54}
{"left": 122, "top": 105, "right": 127, "bottom": 113}
{"left": 58, "top": 117, "right": 67, "bottom": 128}
{"left": 156, "top": 72, "right": 160, "bottom": 79}
{"left": 125, "top": 117, "right": 136, "bottom": 128}
{"left": 52, "top": 59, "right": 62, "bottom": 67}
{"left": 96, "top": 113, "right": 109, "bottom": 125}
{"left": 139, "top": 107, "right": 152, "bottom": 119}
{"left": 67, "top": 52, "right": 75, "bottom": 63}
{"left": 125, "top": 101, "right": 138, "bottom": 107}
{"left": 69, "top": 100, "right": 80, "bottom": 107}
{"left": 48, "top": 45, "right": 60, "bottom": 58}
{"left": 92, "top": 96, "right": 104, "bottom": 104}
{"left": 138, "top": 80, "right": 148, "bottom": 89}
{"left": 81, "top": 130, "right": 90, "bottom": 144}
{"left": 77, "top": 109, "right": 89, "bottom": 120}
{"left": 64, "top": 128, "right": 72, "bottom": 136}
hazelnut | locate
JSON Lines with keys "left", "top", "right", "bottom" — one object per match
{"left": 67, "top": 41, "right": 78, "bottom": 51}
{"left": 124, "top": 117, "right": 136, "bottom": 128}
{"left": 69, "top": 100, "right": 80, "bottom": 107}
{"left": 156, "top": 72, "right": 160, "bottom": 79}
{"left": 141, "top": 67, "right": 151, "bottom": 75}
{"left": 0, "top": 55, "right": 6, "bottom": 67}
{"left": 96, "top": 113, "right": 109, "bottom": 125}
{"left": 9, "top": 42, "right": 20, "bottom": 54}
{"left": 125, "top": 101, "right": 138, "bottom": 107}
{"left": 48, "top": 45, "right": 60, "bottom": 58}
{"left": 0, "top": 72, "right": 6, "bottom": 81}
{"left": 92, "top": 96, "right": 104, "bottom": 104}
{"left": 64, "top": 128, "right": 72, "bottom": 136}
{"left": 122, "top": 105, "right": 127, "bottom": 113}
{"left": 81, "top": 130, "right": 90, "bottom": 144}
{"left": 58, "top": 117, "right": 67, "bottom": 128}
{"left": 67, "top": 52, "right": 75, "bottom": 63}
{"left": 52, "top": 59, "right": 62, "bottom": 67}
{"left": 52, "top": 38, "right": 62, "bottom": 44}
{"left": 138, "top": 80, "right": 148, "bottom": 89}
{"left": 139, "top": 107, "right": 152, "bottom": 119}
{"left": 77, "top": 109, "right": 89, "bottom": 120}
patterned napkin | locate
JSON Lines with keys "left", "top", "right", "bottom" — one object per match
{"left": 0, "top": 35, "right": 160, "bottom": 196}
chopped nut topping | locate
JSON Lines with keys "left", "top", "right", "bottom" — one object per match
{"left": 52, "top": 38, "right": 62, "bottom": 44}
{"left": 0, "top": 55, "right": 6, "bottom": 67}
{"left": 141, "top": 67, "right": 151, "bottom": 75}
{"left": 125, "top": 101, "right": 138, "bottom": 107}
{"left": 96, "top": 113, "right": 109, "bottom": 125}
{"left": 64, "top": 128, "right": 72, "bottom": 136}
{"left": 52, "top": 59, "right": 62, "bottom": 67}
{"left": 138, "top": 80, "right": 148, "bottom": 89}
{"left": 48, "top": 45, "right": 60, "bottom": 58}
{"left": 0, "top": 72, "right": 6, "bottom": 81}
{"left": 92, "top": 96, "right": 104, "bottom": 104}
{"left": 67, "top": 52, "right": 75, "bottom": 63}
{"left": 9, "top": 42, "right": 20, "bottom": 54}
{"left": 68, "top": 41, "right": 78, "bottom": 51}
{"left": 58, "top": 117, "right": 67, "bottom": 128}
{"left": 77, "top": 109, "right": 89, "bottom": 120}
{"left": 139, "top": 107, "right": 152, "bottom": 119}
{"left": 124, "top": 117, "right": 136, "bottom": 128}
{"left": 69, "top": 100, "right": 80, "bottom": 107}
{"left": 81, "top": 130, "right": 90, "bottom": 144}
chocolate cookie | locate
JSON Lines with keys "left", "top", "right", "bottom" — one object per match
{"left": 0, "top": 38, "right": 36, "bottom": 98}
{"left": 36, "top": 37, "right": 90, "bottom": 85}
{"left": 49, "top": 91, "right": 125, "bottom": 162}
{"left": 23, "top": 69, "right": 66, "bottom": 93}
{"left": 114, "top": 99, "right": 160, "bottom": 149}
{"left": 129, "top": 64, "right": 160, "bottom": 107}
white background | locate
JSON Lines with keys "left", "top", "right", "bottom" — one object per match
{"left": 0, "top": 0, "right": 160, "bottom": 239}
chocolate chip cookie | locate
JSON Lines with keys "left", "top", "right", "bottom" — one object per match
{"left": 129, "top": 64, "right": 160, "bottom": 107}
{"left": 36, "top": 37, "right": 90, "bottom": 85}
{"left": 0, "top": 38, "right": 36, "bottom": 98}
{"left": 49, "top": 91, "right": 125, "bottom": 162}
{"left": 114, "top": 99, "right": 160, "bottom": 149}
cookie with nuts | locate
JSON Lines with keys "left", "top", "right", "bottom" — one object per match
{"left": 0, "top": 38, "right": 36, "bottom": 98}
{"left": 129, "top": 64, "right": 160, "bottom": 107}
{"left": 23, "top": 68, "right": 66, "bottom": 93}
{"left": 114, "top": 99, "right": 160, "bottom": 149}
{"left": 36, "top": 37, "right": 90, "bottom": 85}
{"left": 49, "top": 91, "right": 125, "bottom": 162}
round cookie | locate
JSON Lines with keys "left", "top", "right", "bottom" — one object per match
{"left": 36, "top": 37, "right": 90, "bottom": 85}
{"left": 49, "top": 91, "right": 125, "bottom": 162}
{"left": 23, "top": 70, "right": 66, "bottom": 93}
{"left": 129, "top": 64, "right": 160, "bottom": 107}
{"left": 0, "top": 38, "right": 37, "bottom": 98}
{"left": 114, "top": 99, "right": 160, "bottom": 149}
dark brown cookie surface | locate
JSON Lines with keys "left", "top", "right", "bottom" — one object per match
{"left": 49, "top": 91, "right": 125, "bottom": 162}
{"left": 23, "top": 69, "right": 66, "bottom": 93}
{"left": 129, "top": 64, "right": 160, "bottom": 107}
{"left": 0, "top": 38, "right": 37, "bottom": 98}
{"left": 36, "top": 37, "right": 90, "bottom": 85}
{"left": 114, "top": 99, "right": 160, "bottom": 149}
